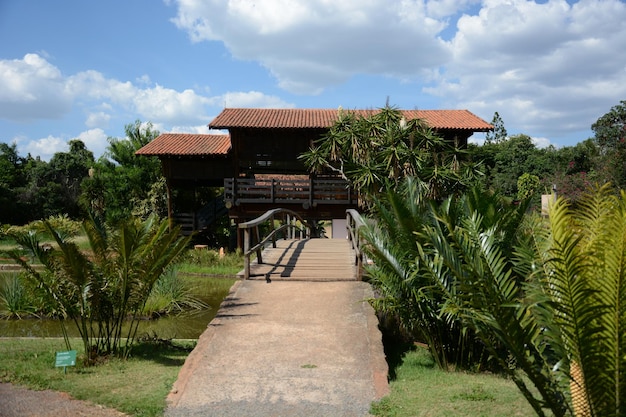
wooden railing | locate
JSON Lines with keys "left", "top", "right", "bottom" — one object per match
{"left": 224, "top": 178, "right": 356, "bottom": 208}
{"left": 346, "top": 209, "right": 367, "bottom": 280}
{"left": 239, "top": 208, "right": 313, "bottom": 280}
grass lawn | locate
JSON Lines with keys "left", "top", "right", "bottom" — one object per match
{"left": 371, "top": 346, "right": 537, "bottom": 417}
{"left": 0, "top": 338, "right": 194, "bottom": 417}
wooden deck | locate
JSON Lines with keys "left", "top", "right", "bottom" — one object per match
{"left": 241, "top": 238, "right": 357, "bottom": 281}
{"left": 224, "top": 178, "right": 357, "bottom": 207}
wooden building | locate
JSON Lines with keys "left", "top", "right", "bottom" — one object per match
{"left": 136, "top": 108, "right": 492, "bottom": 239}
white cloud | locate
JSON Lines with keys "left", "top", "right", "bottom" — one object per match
{"left": 132, "top": 85, "right": 213, "bottom": 123}
{"left": 168, "top": 124, "right": 212, "bottom": 134}
{"left": 428, "top": 0, "right": 626, "bottom": 144}
{"left": 0, "top": 53, "right": 292, "bottom": 131}
{"left": 77, "top": 128, "right": 109, "bottom": 157}
{"left": 0, "top": 54, "right": 72, "bottom": 121}
{"left": 532, "top": 136, "right": 552, "bottom": 149}
{"left": 21, "top": 135, "right": 67, "bottom": 161}
{"left": 426, "top": 0, "right": 480, "bottom": 19}
{"left": 170, "top": 0, "right": 451, "bottom": 94}
{"left": 170, "top": 0, "right": 626, "bottom": 145}
{"left": 220, "top": 91, "right": 294, "bottom": 108}
{"left": 85, "top": 112, "right": 111, "bottom": 128}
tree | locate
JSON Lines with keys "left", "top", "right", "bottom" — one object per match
{"left": 0, "top": 143, "right": 27, "bottom": 224}
{"left": 591, "top": 101, "right": 626, "bottom": 190}
{"left": 12, "top": 142, "right": 94, "bottom": 221}
{"left": 484, "top": 111, "right": 507, "bottom": 144}
{"left": 471, "top": 134, "right": 557, "bottom": 200}
{"left": 299, "top": 105, "right": 478, "bottom": 204}
{"left": 5, "top": 216, "right": 189, "bottom": 363}
{"left": 81, "top": 121, "right": 164, "bottom": 224}
{"left": 592, "top": 100, "right": 626, "bottom": 152}
{"left": 517, "top": 172, "right": 540, "bottom": 201}
{"left": 532, "top": 185, "right": 626, "bottom": 416}
{"left": 415, "top": 190, "right": 569, "bottom": 416}
{"left": 46, "top": 140, "right": 95, "bottom": 217}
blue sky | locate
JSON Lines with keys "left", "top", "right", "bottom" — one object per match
{"left": 1, "top": 0, "right": 625, "bottom": 160}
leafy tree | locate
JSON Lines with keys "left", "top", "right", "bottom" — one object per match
{"left": 5, "top": 216, "right": 189, "bottom": 363}
{"left": 299, "top": 105, "right": 478, "bottom": 204}
{"left": 517, "top": 172, "right": 540, "bottom": 201}
{"left": 532, "top": 185, "right": 626, "bottom": 417}
{"left": 592, "top": 100, "right": 626, "bottom": 152}
{"left": 591, "top": 100, "right": 626, "bottom": 190}
{"left": 470, "top": 134, "right": 558, "bottom": 201}
{"left": 0, "top": 143, "right": 27, "bottom": 224}
{"left": 14, "top": 142, "right": 94, "bottom": 221}
{"left": 46, "top": 140, "right": 94, "bottom": 217}
{"left": 415, "top": 192, "right": 569, "bottom": 416}
{"left": 81, "top": 121, "right": 164, "bottom": 224}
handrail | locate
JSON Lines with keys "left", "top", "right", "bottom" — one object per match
{"left": 239, "top": 208, "right": 313, "bottom": 280}
{"left": 346, "top": 209, "right": 367, "bottom": 280}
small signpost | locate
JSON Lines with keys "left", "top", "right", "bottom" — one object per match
{"left": 55, "top": 350, "right": 77, "bottom": 374}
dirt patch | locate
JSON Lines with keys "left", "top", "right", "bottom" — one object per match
{"left": 0, "top": 383, "right": 128, "bottom": 417}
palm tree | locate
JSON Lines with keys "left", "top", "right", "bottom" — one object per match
{"left": 362, "top": 181, "right": 521, "bottom": 370}
{"left": 417, "top": 189, "right": 570, "bottom": 416}
{"left": 299, "top": 105, "right": 476, "bottom": 205}
{"left": 420, "top": 183, "right": 626, "bottom": 417}
{"left": 6, "top": 216, "right": 189, "bottom": 363}
{"left": 531, "top": 184, "right": 626, "bottom": 416}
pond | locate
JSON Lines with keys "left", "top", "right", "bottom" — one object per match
{"left": 0, "top": 276, "right": 238, "bottom": 340}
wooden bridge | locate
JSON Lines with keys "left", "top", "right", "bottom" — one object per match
{"left": 238, "top": 208, "right": 367, "bottom": 281}
{"left": 242, "top": 239, "right": 357, "bottom": 281}
{"left": 166, "top": 208, "right": 388, "bottom": 417}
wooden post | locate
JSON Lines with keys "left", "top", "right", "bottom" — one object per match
{"left": 271, "top": 213, "right": 277, "bottom": 248}
{"left": 236, "top": 219, "right": 243, "bottom": 250}
{"left": 255, "top": 226, "right": 263, "bottom": 264}
{"left": 243, "top": 228, "right": 250, "bottom": 279}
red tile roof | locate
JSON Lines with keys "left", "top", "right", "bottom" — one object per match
{"left": 135, "top": 133, "right": 231, "bottom": 156}
{"left": 209, "top": 108, "right": 493, "bottom": 131}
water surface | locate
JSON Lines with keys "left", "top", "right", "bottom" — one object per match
{"left": 0, "top": 277, "right": 237, "bottom": 340}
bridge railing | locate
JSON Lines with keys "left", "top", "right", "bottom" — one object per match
{"left": 239, "top": 208, "right": 313, "bottom": 280}
{"left": 346, "top": 209, "right": 367, "bottom": 280}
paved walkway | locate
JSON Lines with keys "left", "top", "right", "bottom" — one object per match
{"left": 165, "top": 278, "right": 389, "bottom": 417}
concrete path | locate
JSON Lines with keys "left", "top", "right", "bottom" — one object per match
{"left": 165, "top": 279, "right": 389, "bottom": 417}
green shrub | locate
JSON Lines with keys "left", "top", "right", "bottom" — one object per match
{"left": 0, "top": 273, "right": 37, "bottom": 319}
{"left": 143, "top": 267, "right": 208, "bottom": 316}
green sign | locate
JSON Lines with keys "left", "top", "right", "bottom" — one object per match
{"left": 55, "top": 350, "right": 77, "bottom": 368}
